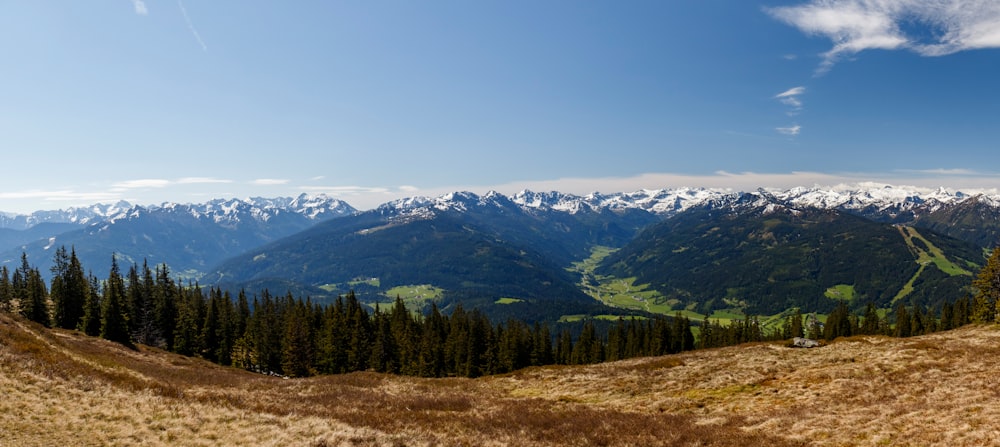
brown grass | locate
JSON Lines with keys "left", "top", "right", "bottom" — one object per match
{"left": 4, "top": 313, "right": 1000, "bottom": 446}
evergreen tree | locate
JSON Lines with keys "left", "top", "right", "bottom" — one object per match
{"left": 953, "top": 294, "right": 971, "bottom": 328}
{"left": 173, "top": 286, "right": 203, "bottom": 356}
{"left": 860, "top": 302, "right": 880, "bottom": 335}
{"left": 417, "top": 303, "right": 447, "bottom": 377}
{"left": 444, "top": 304, "right": 470, "bottom": 373}
{"left": 972, "top": 247, "right": 1000, "bottom": 323}
{"left": 529, "top": 322, "right": 553, "bottom": 366}
{"left": 49, "top": 246, "right": 70, "bottom": 327}
{"left": 0, "top": 266, "right": 12, "bottom": 312}
{"left": 571, "top": 320, "right": 601, "bottom": 365}
{"left": 100, "top": 256, "right": 131, "bottom": 346}
{"left": 201, "top": 288, "right": 223, "bottom": 362}
{"left": 316, "top": 295, "right": 349, "bottom": 374}
{"left": 894, "top": 302, "right": 911, "bottom": 338}
{"left": 282, "top": 297, "right": 315, "bottom": 377}
{"left": 344, "top": 291, "right": 371, "bottom": 372}
{"left": 368, "top": 305, "right": 398, "bottom": 374}
{"left": 555, "top": 329, "right": 573, "bottom": 365}
{"left": 940, "top": 301, "right": 954, "bottom": 331}
{"left": 79, "top": 273, "right": 103, "bottom": 336}
{"left": 153, "top": 264, "right": 178, "bottom": 350}
{"left": 16, "top": 253, "right": 49, "bottom": 326}
{"left": 215, "top": 290, "right": 237, "bottom": 366}
{"left": 824, "top": 300, "right": 853, "bottom": 341}
{"left": 128, "top": 261, "right": 160, "bottom": 346}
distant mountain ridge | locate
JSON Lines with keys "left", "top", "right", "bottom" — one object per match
{"left": 2, "top": 184, "right": 998, "bottom": 323}
{"left": 4, "top": 183, "right": 997, "bottom": 229}
{"left": 0, "top": 194, "right": 356, "bottom": 230}
{"left": 0, "top": 194, "right": 356, "bottom": 280}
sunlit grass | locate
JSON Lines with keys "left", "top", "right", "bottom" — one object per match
{"left": 6, "top": 311, "right": 1000, "bottom": 446}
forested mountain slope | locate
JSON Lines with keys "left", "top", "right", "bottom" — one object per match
{"left": 598, "top": 193, "right": 984, "bottom": 315}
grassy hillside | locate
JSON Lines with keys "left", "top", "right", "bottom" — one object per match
{"left": 5, "top": 311, "right": 1000, "bottom": 446}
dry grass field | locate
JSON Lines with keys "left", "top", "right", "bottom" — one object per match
{"left": 3, "top": 311, "right": 1000, "bottom": 446}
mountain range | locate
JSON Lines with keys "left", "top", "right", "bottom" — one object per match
{"left": 0, "top": 194, "right": 355, "bottom": 281}
{"left": 1, "top": 184, "right": 996, "bottom": 322}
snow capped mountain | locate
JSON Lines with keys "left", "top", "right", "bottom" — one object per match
{"left": 7, "top": 185, "right": 996, "bottom": 231}
{"left": 381, "top": 183, "right": 998, "bottom": 221}
{"left": 1, "top": 194, "right": 356, "bottom": 231}
{"left": 0, "top": 201, "right": 135, "bottom": 230}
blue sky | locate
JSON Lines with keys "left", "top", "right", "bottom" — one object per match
{"left": 2, "top": 0, "right": 1000, "bottom": 213}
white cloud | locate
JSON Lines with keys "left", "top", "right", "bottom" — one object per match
{"left": 301, "top": 186, "right": 392, "bottom": 196}
{"left": 775, "top": 86, "right": 806, "bottom": 109}
{"left": 131, "top": 0, "right": 148, "bottom": 15}
{"left": 178, "top": 177, "right": 232, "bottom": 184}
{"left": 113, "top": 179, "right": 171, "bottom": 189}
{"left": 252, "top": 179, "right": 290, "bottom": 186}
{"left": 897, "top": 168, "right": 979, "bottom": 176}
{"left": 767, "top": 0, "right": 1000, "bottom": 72}
{"left": 776, "top": 124, "right": 802, "bottom": 136}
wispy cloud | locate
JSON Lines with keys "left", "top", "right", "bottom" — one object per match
{"left": 767, "top": 0, "right": 1000, "bottom": 73}
{"left": 178, "top": 177, "right": 232, "bottom": 184}
{"left": 301, "top": 186, "right": 392, "bottom": 196}
{"left": 131, "top": 0, "right": 148, "bottom": 16}
{"left": 113, "top": 179, "right": 171, "bottom": 190}
{"left": 775, "top": 86, "right": 805, "bottom": 108}
{"left": 252, "top": 179, "right": 290, "bottom": 186}
{"left": 897, "top": 168, "right": 981, "bottom": 176}
{"left": 177, "top": 0, "right": 208, "bottom": 52}
{"left": 776, "top": 124, "right": 802, "bottom": 136}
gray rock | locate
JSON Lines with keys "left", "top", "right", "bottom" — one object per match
{"left": 790, "top": 337, "right": 820, "bottom": 348}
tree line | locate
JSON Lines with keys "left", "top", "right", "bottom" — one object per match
{"left": 2, "top": 246, "right": 997, "bottom": 377}
{"left": 0, "top": 246, "right": 697, "bottom": 377}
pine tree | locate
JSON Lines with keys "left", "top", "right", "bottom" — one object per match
{"left": 860, "top": 302, "right": 880, "bottom": 335}
{"left": 940, "top": 301, "right": 954, "bottom": 331}
{"left": 201, "top": 288, "right": 223, "bottom": 362}
{"left": 49, "top": 246, "right": 70, "bottom": 327}
{"left": 368, "top": 306, "right": 398, "bottom": 374}
{"left": 153, "top": 264, "right": 177, "bottom": 350}
{"left": 417, "top": 302, "right": 447, "bottom": 377}
{"left": 100, "top": 256, "right": 132, "bottom": 346}
{"left": 0, "top": 266, "right": 12, "bottom": 312}
{"left": 529, "top": 322, "right": 553, "bottom": 366}
{"left": 972, "top": 247, "right": 1000, "bottom": 323}
{"left": 15, "top": 253, "right": 49, "bottom": 326}
{"left": 571, "top": 320, "right": 600, "bottom": 365}
{"left": 894, "top": 302, "right": 911, "bottom": 338}
{"left": 79, "top": 274, "right": 103, "bottom": 336}
{"left": 316, "top": 295, "right": 348, "bottom": 374}
{"left": 128, "top": 261, "right": 160, "bottom": 346}
{"left": 172, "top": 286, "right": 203, "bottom": 357}
{"left": 790, "top": 308, "right": 804, "bottom": 338}
{"left": 282, "top": 297, "right": 315, "bottom": 377}
{"left": 555, "top": 329, "right": 573, "bottom": 365}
